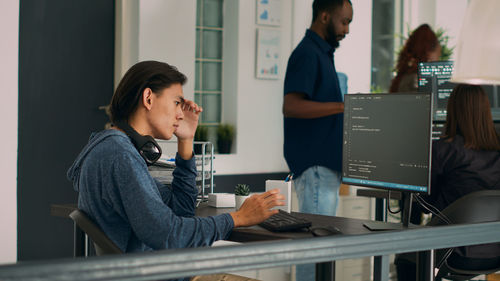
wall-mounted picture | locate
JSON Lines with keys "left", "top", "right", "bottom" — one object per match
{"left": 256, "top": 0, "right": 281, "bottom": 26}
{"left": 255, "top": 28, "right": 281, "bottom": 80}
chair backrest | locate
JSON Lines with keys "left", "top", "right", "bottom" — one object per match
{"left": 428, "top": 190, "right": 500, "bottom": 226}
{"left": 69, "top": 209, "right": 123, "bottom": 256}
{"left": 427, "top": 190, "right": 500, "bottom": 279}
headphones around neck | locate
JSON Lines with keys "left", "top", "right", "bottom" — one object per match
{"left": 115, "top": 121, "right": 162, "bottom": 166}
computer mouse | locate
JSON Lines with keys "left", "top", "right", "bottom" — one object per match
{"left": 310, "top": 226, "right": 342, "bottom": 237}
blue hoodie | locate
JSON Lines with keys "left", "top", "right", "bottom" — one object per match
{"left": 67, "top": 129, "right": 234, "bottom": 255}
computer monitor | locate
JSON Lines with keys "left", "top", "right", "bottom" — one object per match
{"left": 418, "top": 61, "right": 500, "bottom": 122}
{"left": 342, "top": 92, "right": 432, "bottom": 228}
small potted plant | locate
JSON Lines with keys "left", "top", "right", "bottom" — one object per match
{"left": 217, "top": 124, "right": 235, "bottom": 154}
{"left": 234, "top": 184, "right": 251, "bottom": 210}
{"left": 194, "top": 125, "right": 208, "bottom": 154}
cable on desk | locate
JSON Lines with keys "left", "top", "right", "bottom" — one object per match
{"left": 414, "top": 195, "right": 452, "bottom": 225}
{"left": 414, "top": 194, "right": 454, "bottom": 270}
{"left": 386, "top": 191, "right": 401, "bottom": 214}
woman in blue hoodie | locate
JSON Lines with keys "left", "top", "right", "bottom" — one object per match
{"left": 67, "top": 61, "right": 284, "bottom": 260}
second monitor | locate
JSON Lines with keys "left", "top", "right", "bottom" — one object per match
{"left": 418, "top": 61, "right": 500, "bottom": 122}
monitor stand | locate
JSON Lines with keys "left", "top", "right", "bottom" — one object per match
{"left": 363, "top": 192, "right": 415, "bottom": 231}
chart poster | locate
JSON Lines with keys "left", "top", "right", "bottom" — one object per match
{"left": 256, "top": 28, "right": 281, "bottom": 80}
{"left": 256, "top": 0, "right": 281, "bottom": 26}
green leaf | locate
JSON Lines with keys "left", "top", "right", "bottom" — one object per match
{"left": 234, "top": 184, "right": 251, "bottom": 196}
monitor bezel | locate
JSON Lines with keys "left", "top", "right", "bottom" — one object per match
{"left": 341, "top": 92, "right": 433, "bottom": 195}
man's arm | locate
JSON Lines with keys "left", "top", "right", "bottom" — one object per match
{"left": 168, "top": 152, "right": 199, "bottom": 217}
{"left": 111, "top": 153, "right": 233, "bottom": 250}
{"left": 283, "top": 92, "right": 344, "bottom": 119}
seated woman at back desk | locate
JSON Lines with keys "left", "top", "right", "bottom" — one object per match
{"left": 423, "top": 83, "right": 500, "bottom": 211}
{"left": 396, "top": 84, "right": 500, "bottom": 281}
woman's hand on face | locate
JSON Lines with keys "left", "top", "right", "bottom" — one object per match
{"left": 175, "top": 99, "right": 203, "bottom": 141}
{"left": 230, "top": 189, "right": 285, "bottom": 227}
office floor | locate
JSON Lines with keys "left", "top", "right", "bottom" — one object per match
{"left": 488, "top": 273, "right": 500, "bottom": 280}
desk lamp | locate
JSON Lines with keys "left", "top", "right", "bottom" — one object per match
{"left": 451, "top": 0, "right": 500, "bottom": 85}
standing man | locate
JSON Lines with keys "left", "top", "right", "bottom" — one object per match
{"left": 283, "top": 0, "right": 353, "bottom": 279}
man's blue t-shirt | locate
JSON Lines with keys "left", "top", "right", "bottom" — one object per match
{"left": 283, "top": 29, "right": 343, "bottom": 177}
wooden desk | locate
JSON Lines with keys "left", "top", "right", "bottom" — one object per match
{"left": 52, "top": 203, "right": 377, "bottom": 281}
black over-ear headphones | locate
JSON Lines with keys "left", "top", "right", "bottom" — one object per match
{"left": 115, "top": 121, "right": 162, "bottom": 166}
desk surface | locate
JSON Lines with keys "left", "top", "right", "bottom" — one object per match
{"left": 52, "top": 203, "right": 375, "bottom": 242}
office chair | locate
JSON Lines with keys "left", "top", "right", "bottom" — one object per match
{"left": 427, "top": 190, "right": 500, "bottom": 280}
{"left": 69, "top": 209, "right": 123, "bottom": 256}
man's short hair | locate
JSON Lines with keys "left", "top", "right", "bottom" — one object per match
{"left": 312, "top": 0, "right": 352, "bottom": 22}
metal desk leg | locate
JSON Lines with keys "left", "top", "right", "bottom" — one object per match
{"left": 373, "top": 198, "right": 389, "bottom": 281}
{"left": 417, "top": 250, "right": 435, "bottom": 281}
{"left": 73, "top": 222, "right": 85, "bottom": 257}
{"left": 375, "top": 198, "right": 386, "bottom": 221}
{"left": 85, "top": 232, "right": 91, "bottom": 256}
{"left": 374, "top": 255, "right": 390, "bottom": 281}
{"left": 316, "top": 261, "right": 335, "bottom": 281}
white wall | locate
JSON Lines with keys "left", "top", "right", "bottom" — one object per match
{"left": 435, "top": 0, "right": 468, "bottom": 62}
{"left": 138, "top": 0, "right": 196, "bottom": 100}
{"left": 222, "top": 0, "right": 239, "bottom": 134}
{"left": 0, "top": 0, "right": 19, "bottom": 264}
{"left": 115, "top": 0, "right": 139, "bottom": 87}
{"left": 403, "top": 0, "right": 468, "bottom": 62}
{"left": 291, "top": 0, "right": 313, "bottom": 47}
{"left": 335, "top": 0, "right": 373, "bottom": 93}
{"left": 213, "top": 0, "right": 292, "bottom": 175}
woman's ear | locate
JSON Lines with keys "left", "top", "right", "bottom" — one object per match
{"left": 141, "top": 88, "right": 154, "bottom": 110}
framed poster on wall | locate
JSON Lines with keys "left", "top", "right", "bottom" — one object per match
{"left": 256, "top": 0, "right": 282, "bottom": 26}
{"left": 255, "top": 28, "right": 281, "bottom": 80}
